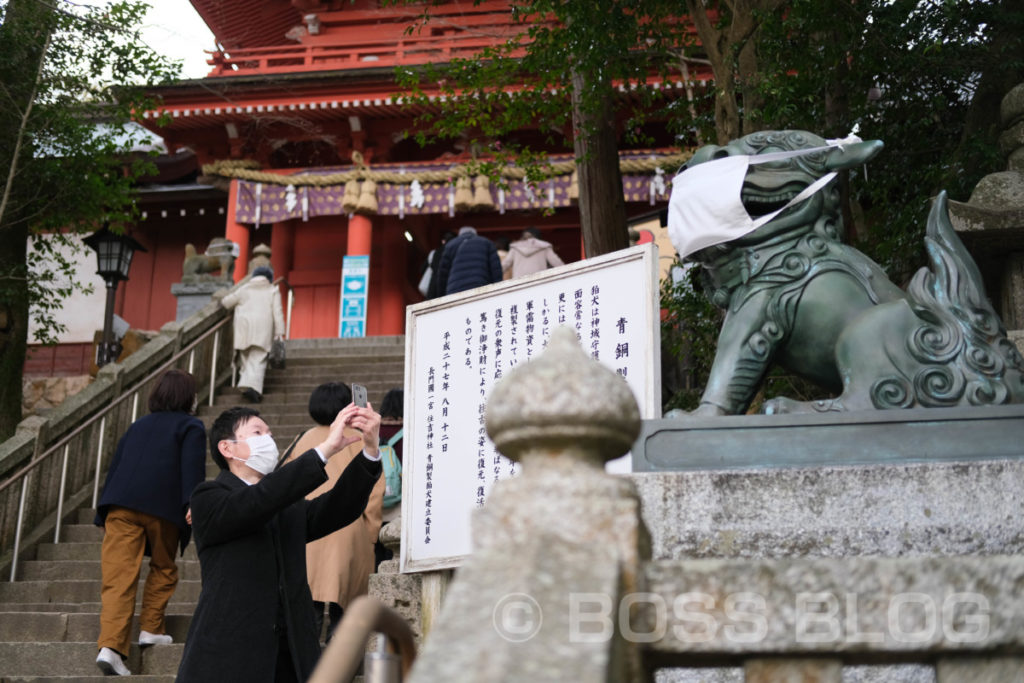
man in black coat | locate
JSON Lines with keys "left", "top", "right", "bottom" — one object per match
{"left": 176, "top": 403, "right": 382, "bottom": 683}
{"left": 434, "top": 225, "right": 503, "bottom": 296}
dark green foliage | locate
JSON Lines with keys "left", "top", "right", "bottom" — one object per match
{"left": 392, "top": 0, "right": 695, "bottom": 158}
{"left": 659, "top": 263, "right": 720, "bottom": 412}
{"left": 753, "top": 0, "right": 1024, "bottom": 281}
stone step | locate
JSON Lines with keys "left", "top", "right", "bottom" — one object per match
{"left": 268, "top": 360, "right": 403, "bottom": 370}
{"left": 199, "top": 403, "right": 325, "bottom": 419}
{"left": 283, "top": 336, "right": 405, "bottom": 353}
{"left": 282, "top": 337, "right": 403, "bottom": 346}
{"left": 267, "top": 365, "right": 402, "bottom": 376}
{"left": 264, "top": 370, "right": 403, "bottom": 382}
{"left": 273, "top": 355, "right": 404, "bottom": 367}
{"left": 3, "top": 677, "right": 174, "bottom": 682}
{"left": 0, "top": 642, "right": 183, "bottom": 677}
{"left": 207, "top": 385, "right": 400, "bottom": 407}
{"left": 269, "top": 357, "right": 403, "bottom": 368}
{"left": 0, "top": 611, "right": 193, "bottom": 643}
{"left": 0, "top": 580, "right": 201, "bottom": 605}
{"left": 55, "top": 525, "right": 102, "bottom": 543}
{"left": 18, "top": 559, "right": 201, "bottom": 582}
{"left": 35, "top": 543, "right": 197, "bottom": 563}
{"left": 0, "top": 602, "right": 197, "bottom": 614}
{"left": 264, "top": 379, "right": 404, "bottom": 392}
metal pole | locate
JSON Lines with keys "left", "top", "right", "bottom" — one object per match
{"left": 92, "top": 417, "right": 106, "bottom": 509}
{"left": 10, "top": 477, "right": 29, "bottom": 582}
{"left": 131, "top": 392, "right": 139, "bottom": 423}
{"left": 209, "top": 330, "right": 219, "bottom": 407}
{"left": 188, "top": 348, "right": 195, "bottom": 375}
{"left": 98, "top": 279, "right": 117, "bottom": 367}
{"left": 53, "top": 445, "right": 70, "bottom": 544}
{"left": 286, "top": 289, "right": 294, "bottom": 340}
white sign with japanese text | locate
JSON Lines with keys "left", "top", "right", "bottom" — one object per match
{"left": 400, "top": 243, "right": 660, "bottom": 573}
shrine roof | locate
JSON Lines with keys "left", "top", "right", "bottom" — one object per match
{"left": 143, "top": 71, "right": 708, "bottom": 133}
{"left": 189, "top": 0, "right": 529, "bottom": 77}
{"left": 190, "top": 0, "right": 300, "bottom": 51}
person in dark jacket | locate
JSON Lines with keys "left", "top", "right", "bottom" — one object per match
{"left": 435, "top": 226, "right": 503, "bottom": 295}
{"left": 424, "top": 230, "right": 456, "bottom": 299}
{"left": 94, "top": 369, "right": 207, "bottom": 676}
{"left": 176, "top": 402, "right": 382, "bottom": 683}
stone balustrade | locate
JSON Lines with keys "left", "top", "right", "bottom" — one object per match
{"left": 0, "top": 287, "right": 237, "bottom": 579}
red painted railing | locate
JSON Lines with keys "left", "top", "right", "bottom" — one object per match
{"left": 206, "top": 34, "right": 524, "bottom": 76}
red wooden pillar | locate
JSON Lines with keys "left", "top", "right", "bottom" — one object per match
{"left": 226, "top": 179, "right": 250, "bottom": 282}
{"left": 271, "top": 221, "right": 295, "bottom": 334}
{"left": 347, "top": 214, "right": 372, "bottom": 335}
{"left": 347, "top": 214, "right": 372, "bottom": 256}
{"left": 376, "top": 220, "right": 406, "bottom": 335}
{"left": 271, "top": 222, "right": 295, "bottom": 283}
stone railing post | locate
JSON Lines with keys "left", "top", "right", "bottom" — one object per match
{"left": 409, "top": 326, "right": 651, "bottom": 682}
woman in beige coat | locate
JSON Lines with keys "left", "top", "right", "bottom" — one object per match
{"left": 221, "top": 266, "right": 285, "bottom": 403}
{"left": 285, "top": 382, "right": 385, "bottom": 640}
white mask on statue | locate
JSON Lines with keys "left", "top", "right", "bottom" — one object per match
{"left": 233, "top": 433, "right": 279, "bottom": 475}
{"left": 667, "top": 136, "right": 860, "bottom": 259}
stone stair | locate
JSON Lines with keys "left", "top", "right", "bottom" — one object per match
{"left": 208, "top": 336, "right": 406, "bottom": 452}
{"left": 0, "top": 508, "right": 196, "bottom": 681}
{"left": 0, "top": 336, "right": 405, "bottom": 681}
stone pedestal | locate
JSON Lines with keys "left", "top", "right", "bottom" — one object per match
{"left": 629, "top": 406, "right": 1024, "bottom": 683}
{"left": 632, "top": 404, "right": 1024, "bottom": 472}
{"left": 171, "top": 281, "right": 229, "bottom": 322}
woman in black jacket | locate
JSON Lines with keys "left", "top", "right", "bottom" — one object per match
{"left": 94, "top": 369, "right": 207, "bottom": 676}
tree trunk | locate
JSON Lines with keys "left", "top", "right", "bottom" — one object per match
{"left": 571, "top": 70, "right": 628, "bottom": 258}
{"left": 0, "top": 0, "right": 56, "bottom": 439}
{"left": 0, "top": 222, "right": 30, "bottom": 440}
{"left": 687, "top": 0, "right": 780, "bottom": 144}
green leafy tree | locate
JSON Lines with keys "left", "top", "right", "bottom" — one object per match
{"left": 753, "top": 0, "right": 1024, "bottom": 280}
{"left": 0, "top": 0, "right": 178, "bottom": 439}
{"left": 392, "top": 0, "right": 701, "bottom": 257}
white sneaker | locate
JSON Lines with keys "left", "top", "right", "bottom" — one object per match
{"left": 139, "top": 630, "right": 173, "bottom": 645}
{"left": 96, "top": 647, "right": 131, "bottom": 676}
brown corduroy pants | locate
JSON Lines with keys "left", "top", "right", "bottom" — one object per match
{"left": 97, "top": 506, "right": 179, "bottom": 655}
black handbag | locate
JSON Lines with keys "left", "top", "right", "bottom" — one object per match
{"left": 269, "top": 338, "right": 286, "bottom": 369}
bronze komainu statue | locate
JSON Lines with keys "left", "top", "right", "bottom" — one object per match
{"left": 669, "top": 130, "right": 1024, "bottom": 414}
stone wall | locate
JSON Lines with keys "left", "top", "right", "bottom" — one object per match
{"left": 21, "top": 376, "right": 92, "bottom": 418}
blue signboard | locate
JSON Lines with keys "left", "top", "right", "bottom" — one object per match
{"left": 343, "top": 297, "right": 365, "bottom": 318}
{"left": 341, "top": 320, "right": 365, "bottom": 337}
{"left": 339, "top": 255, "right": 369, "bottom": 338}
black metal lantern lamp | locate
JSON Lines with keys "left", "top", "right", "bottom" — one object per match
{"left": 83, "top": 224, "right": 147, "bottom": 367}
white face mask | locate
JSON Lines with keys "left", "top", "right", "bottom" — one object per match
{"left": 667, "top": 136, "right": 860, "bottom": 259}
{"left": 234, "top": 433, "right": 279, "bottom": 475}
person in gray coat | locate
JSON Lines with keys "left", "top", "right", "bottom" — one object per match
{"left": 221, "top": 266, "right": 285, "bottom": 403}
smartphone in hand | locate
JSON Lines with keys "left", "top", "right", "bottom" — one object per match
{"left": 352, "top": 384, "right": 368, "bottom": 408}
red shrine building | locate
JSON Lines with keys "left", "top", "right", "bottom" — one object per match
{"left": 36, "top": 0, "right": 711, "bottom": 374}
